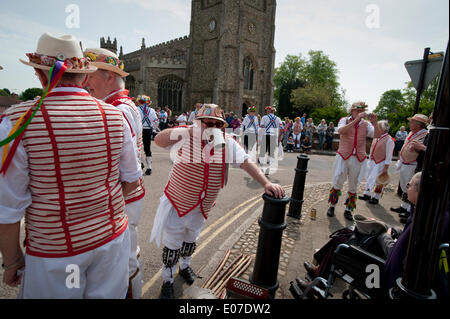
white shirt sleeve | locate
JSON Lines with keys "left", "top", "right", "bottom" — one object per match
{"left": 225, "top": 136, "right": 250, "bottom": 168}
{"left": 366, "top": 121, "right": 375, "bottom": 139}
{"left": 0, "top": 117, "right": 31, "bottom": 224}
{"left": 385, "top": 137, "right": 395, "bottom": 165}
{"left": 337, "top": 117, "right": 348, "bottom": 130}
{"left": 119, "top": 117, "right": 142, "bottom": 183}
{"left": 260, "top": 116, "right": 268, "bottom": 128}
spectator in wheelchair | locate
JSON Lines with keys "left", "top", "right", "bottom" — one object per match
{"left": 299, "top": 171, "right": 449, "bottom": 299}
{"left": 381, "top": 172, "right": 449, "bottom": 298}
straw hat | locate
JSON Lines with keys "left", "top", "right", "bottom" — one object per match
{"left": 19, "top": 32, "right": 96, "bottom": 73}
{"left": 354, "top": 214, "right": 388, "bottom": 235}
{"left": 84, "top": 48, "right": 129, "bottom": 77}
{"left": 265, "top": 106, "right": 276, "bottom": 112}
{"left": 376, "top": 171, "right": 391, "bottom": 185}
{"left": 196, "top": 104, "right": 226, "bottom": 124}
{"left": 247, "top": 106, "right": 257, "bottom": 112}
{"left": 350, "top": 101, "right": 367, "bottom": 111}
{"left": 407, "top": 114, "right": 429, "bottom": 125}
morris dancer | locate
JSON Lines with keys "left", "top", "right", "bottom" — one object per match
{"left": 326, "top": 102, "right": 380, "bottom": 221}
{"left": 0, "top": 32, "right": 141, "bottom": 298}
{"left": 259, "top": 106, "right": 283, "bottom": 175}
{"left": 240, "top": 105, "right": 259, "bottom": 156}
{"left": 149, "top": 104, "right": 285, "bottom": 299}
{"left": 188, "top": 103, "right": 202, "bottom": 125}
{"left": 390, "top": 114, "right": 428, "bottom": 219}
{"left": 84, "top": 47, "right": 146, "bottom": 298}
{"left": 359, "top": 120, "right": 394, "bottom": 205}
{"left": 136, "top": 95, "right": 159, "bottom": 175}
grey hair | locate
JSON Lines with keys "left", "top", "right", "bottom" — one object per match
{"left": 99, "top": 69, "right": 125, "bottom": 89}
{"left": 411, "top": 172, "right": 422, "bottom": 192}
{"left": 378, "top": 120, "right": 390, "bottom": 132}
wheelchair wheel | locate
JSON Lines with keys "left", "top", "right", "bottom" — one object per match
{"left": 342, "top": 289, "right": 361, "bottom": 300}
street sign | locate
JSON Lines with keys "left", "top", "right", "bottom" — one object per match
{"left": 405, "top": 52, "right": 444, "bottom": 90}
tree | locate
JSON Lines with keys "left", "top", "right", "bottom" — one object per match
{"left": 291, "top": 50, "right": 344, "bottom": 116}
{"left": 310, "top": 105, "right": 347, "bottom": 127}
{"left": 374, "top": 89, "right": 405, "bottom": 120}
{"left": 19, "top": 88, "right": 43, "bottom": 101}
{"left": 273, "top": 54, "right": 305, "bottom": 118}
{"left": 377, "top": 77, "right": 439, "bottom": 135}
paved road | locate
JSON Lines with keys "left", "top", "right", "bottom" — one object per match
{"left": 0, "top": 146, "right": 400, "bottom": 299}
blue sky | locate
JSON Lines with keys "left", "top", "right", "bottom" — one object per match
{"left": 0, "top": 0, "right": 448, "bottom": 111}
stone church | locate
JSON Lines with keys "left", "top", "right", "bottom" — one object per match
{"left": 101, "top": 0, "right": 276, "bottom": 116}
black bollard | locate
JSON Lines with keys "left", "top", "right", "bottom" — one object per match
{"left": 250, "top": 193, "right": 290, "bottom": 298}
{"left": 287, "top": 154, "right": 309, "bottom": 219}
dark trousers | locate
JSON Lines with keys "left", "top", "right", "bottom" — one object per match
{"left": 243, "top": 133, "right": 257, "bottom": 153}
{"left": 142, "top": 128, "right": 152, "bottom": 157}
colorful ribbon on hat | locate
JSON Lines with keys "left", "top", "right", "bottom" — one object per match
{"left": 0, "top": 60, "right": 68, "bottom": 175}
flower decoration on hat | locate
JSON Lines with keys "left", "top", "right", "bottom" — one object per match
{"left": 25, "top": 53, "right": 90, "bottom": 71}
{"left": 247, "top": 106, "right": 257, "bottom": 112}
{"left": 136, "top": 94, "right": 151, "bottom": 105}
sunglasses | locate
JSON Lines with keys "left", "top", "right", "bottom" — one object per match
{"left": 202, "top": 120, "right": 223, "bottom": 128}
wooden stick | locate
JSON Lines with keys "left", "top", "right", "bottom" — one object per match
{"left": 213, "top": 255, "right": 252, "bottom": 296}
{"left": 211, "top": 254, "right": 246, "bottom": 293}
{"left": 217, "top": 256, "right": 253, "bottom": 298}
{"left": 201, "top": 249, "right": 231, "bottom": 289}
{"left": 208, "top": 254, "right": 244, "bottom": 291}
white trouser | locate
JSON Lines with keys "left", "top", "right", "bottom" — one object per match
{"left": 125, "top": 199, "right": 143, "bottom": 298}
{"left": 150, "top": 194, "right": 205, "bottom": 283}
{"left": 397, "top": 161, "right": 417, "bottom": 210}
{"left": 332, "top": 155, "right": 366, "bottom": 194}
{"left": 18, "top": 228, "right": 130, "bottom": 299}
{"left": 363, "top": 160, "right": 386, "bottom": 198}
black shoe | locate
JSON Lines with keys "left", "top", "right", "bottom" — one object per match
{"left": 368, "top": 198, "right": 379, "bottom": 205}
{"left": 179, "top": 266, "right": 197, "bottom": 285}
{"left": 141, "top": 162, "right": 145, "bottom": 170}
{"left": 160, "top": 281, "right": 174, "bottom": 299}
{"left": 145, "top": 168, "right": 152, "bottom": 175}
{"left": 358, "top": 194, "right": 371, "bottom": 201}
{"left": 390, "top": 207, "right": 407, "bottom": 214}
{"left": 399, "top": 211, "right": 410, "bottom": 219}
{"left": 344, "top": 210, "right": 354, "bottom": 221}
{"left": 327, "top": 206, "right": 335, "bottom": 217}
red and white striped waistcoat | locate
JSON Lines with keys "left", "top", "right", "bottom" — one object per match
{"left": 369, "top": 133, "right": 392, "bottom": 164}
{"left": 399, "top": 129, "right": 428, "bottom": 164}
{"left": 337, "top": 118, "right": 368, "bottom": 162}
{"left": 5, "top": 89, "right": 128, "bottom": 258}
{"left": 164, "top": 135, "right": 226, "bottom": 220}
{"left": 106, "top": 91, "right": 145, "bottom": 205}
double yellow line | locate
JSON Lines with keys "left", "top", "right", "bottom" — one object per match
{"left": 141, "top": 185, "right": 293, "bottom": 297}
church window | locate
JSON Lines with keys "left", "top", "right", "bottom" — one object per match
{"left": 244, "top": 57, "right": 255, "bottom": 90}
{"left": 158, "top": 76, "right": 183, "bottom": 113}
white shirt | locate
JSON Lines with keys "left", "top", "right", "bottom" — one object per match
{"left": 0, "top": 87, "right": 141, "bottom": 224}
{"left": 260, "top": 114, "right": 283, "bottom": 135}
{"left": 241, "top": 114, "right": 259, "bottom": 133}
{"left": 188, "top": 110, "right": 199, "bottom": 124}
{"left": 177, "top": 114, "right": 187, "bottom": 126}
{"left": 337, "top": 117, "right": 375, "bottom": 138}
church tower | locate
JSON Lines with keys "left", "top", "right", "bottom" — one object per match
{"left": 187, "top": 0, "right": 276, "bottom": 115}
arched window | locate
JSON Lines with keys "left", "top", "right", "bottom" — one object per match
{"left": 243, "top": 57, "right": 255, "bottom": 90}
{"left": 158, "top": 76, "right": 183, "bottom": 113}
{"left": 125, "top": 75, "right": 136, "bottom": 98}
